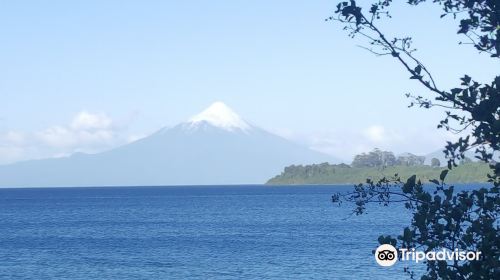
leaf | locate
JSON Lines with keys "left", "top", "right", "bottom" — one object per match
{"left": 429, "top": 179, "right": 440, "bottom": 185}
{"left": 414, "top": 65, "right": 422, "bottom": 75}
{"left": 403, "top": 175, "right": 416, "bottom": 193}
{"left": 378, "top": 235, "right": 385, "bottom": 244}
{"left": 440, "top": 170, "right": 449, "bottom": 181}
{"left": 460, "top": 75, "right": 471, "bottom": 85}
{"left": 403, "top": 227, "right": 412, "bottom": 241}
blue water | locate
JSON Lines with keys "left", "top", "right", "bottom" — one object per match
{"left": 0, "top": 185, "right": 485, "bottom": 279}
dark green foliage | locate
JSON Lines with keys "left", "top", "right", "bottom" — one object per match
{"left": 329, "top": 0, "right": 500, "bottom": 57}
{"left": 329, "top": 0, "right": 499, "bottom": 278}
{"left": 333, "top": 176, "right": 499, "bottom": 279}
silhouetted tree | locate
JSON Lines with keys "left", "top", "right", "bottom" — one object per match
{"left": 329, "top": 1, "right": 499, "bottom": 279}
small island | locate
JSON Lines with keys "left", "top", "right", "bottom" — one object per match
{"left": 267, "top": 149, "right": 492, "bottom": 185}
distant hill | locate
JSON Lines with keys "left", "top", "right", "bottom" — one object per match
{"left": 266, "top": 162, "right": 491, "bottom": 185}
{"left": 0, "top": 102, "right": 338, "bottom": 187}
{"left": 424, "top": 148, "right": 499, "bottom": 166}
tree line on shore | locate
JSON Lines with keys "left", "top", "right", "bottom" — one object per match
{"left": 267, "top": 149, "right": 488, "bottom": 185}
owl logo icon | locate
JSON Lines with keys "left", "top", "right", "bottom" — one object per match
{"left": 375, "top": 244, "right": 398, "bottom": 266}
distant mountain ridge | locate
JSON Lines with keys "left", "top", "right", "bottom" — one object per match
{"left": 0, "top": 102, "right": 338, "bottom": 187}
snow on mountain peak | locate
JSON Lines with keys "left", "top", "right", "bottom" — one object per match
{"left": 188, "top": 102, "right": 251, "bottom": 131}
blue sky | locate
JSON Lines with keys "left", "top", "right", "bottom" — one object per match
{"left": 0, "top": 0, "right": 497, "bottom": 163}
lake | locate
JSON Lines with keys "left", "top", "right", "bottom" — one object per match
{"left": 0, "top": 184, "right": 485, "bottom": 279}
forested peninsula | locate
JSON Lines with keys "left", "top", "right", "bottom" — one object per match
{"left": 267, "top": 149, "right": 491, "bottom": 185}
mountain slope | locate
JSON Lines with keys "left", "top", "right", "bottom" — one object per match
{"left": 0, "top": 103, "right": 338, "bottom": 187}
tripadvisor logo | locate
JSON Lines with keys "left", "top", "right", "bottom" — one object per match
{"left": 375, "top": 244, "right": 398, "bottom": 267}
{"left": 374, "top": 244, "right": 481, "bottom": 267}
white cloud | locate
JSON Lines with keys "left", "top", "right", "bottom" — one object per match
{"left": 70, "top": 111, "right": 113, "bottom": 131}
{"left": 0, "top": 111, "right": 135, "bottom": 165}
{"left": 363, "top": 125, "right": 385, "bottom": 142}
{"left": 1, "top": 131, "right": 26, "bottom": 145}
{"left": 36, "top": 125, "right": 115, "bottom": 149}
{"left": 36, "top": 125, "right": 77, "bottom": 148}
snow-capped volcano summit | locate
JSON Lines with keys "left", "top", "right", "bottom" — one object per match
{"left": 188, "top": 102, "right": 251, "bottom": 131}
